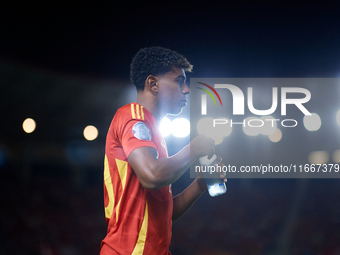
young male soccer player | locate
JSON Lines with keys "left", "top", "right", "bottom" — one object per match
{"left": 100, "top": 46, "right": 225, "bottom": 254}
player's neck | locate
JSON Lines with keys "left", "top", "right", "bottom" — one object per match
{"left": 136, "top": 92, "right": 165, "bottom": 123}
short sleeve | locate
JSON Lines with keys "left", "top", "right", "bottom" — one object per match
{"left": 121, "top": 119, "right": 157, "bottom": 158}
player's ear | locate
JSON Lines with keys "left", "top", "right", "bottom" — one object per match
{"left": 145, "top": 75, "right": 158, "bottom": 94}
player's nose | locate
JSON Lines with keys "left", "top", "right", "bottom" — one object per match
{"left": 182, "top": 83, "right": 190, "bottom": 94}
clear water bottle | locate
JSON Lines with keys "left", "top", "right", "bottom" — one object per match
{"left": 199, "top": 154, "right": 227, "bottom": 197}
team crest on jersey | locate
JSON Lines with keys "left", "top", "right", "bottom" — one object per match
{"left": 132, "top": 122, "right": 151, "bottom": 140}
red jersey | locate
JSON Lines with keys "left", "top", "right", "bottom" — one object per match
{"left": 101, "top": 103, "right": 173, "bottom": 255}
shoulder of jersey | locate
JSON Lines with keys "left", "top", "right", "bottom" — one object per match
{"left": 118, "top": 103, "right": 147, "bottom": 121}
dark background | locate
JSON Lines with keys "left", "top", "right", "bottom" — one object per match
{"left": 1, "top": 1, "right": 340, "bottom": 254}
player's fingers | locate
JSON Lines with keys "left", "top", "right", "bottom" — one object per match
{"left": 216, "top": 156, "right": 222, "bottom": 165}
{"left": 220, "top": 171, "right": 227, "bottom": 179}
{"left": 217, "top": 162, "right": 225, "bottom": 173}
{"left": 207, "top": 150, "right": 215, "bottom": 159}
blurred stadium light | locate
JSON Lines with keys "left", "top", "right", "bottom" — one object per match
{"left": 22, "top": 118, "right": 36, "bottom": 133}
{"left": 303, "top": 113, "right": 322, "bottom": 131}
{"left": 83, "top": 125, "right": 98, "bottom": 141}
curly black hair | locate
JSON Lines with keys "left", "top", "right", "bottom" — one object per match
{"left": 130, "top": 46, "right": 193, "bottom": 91}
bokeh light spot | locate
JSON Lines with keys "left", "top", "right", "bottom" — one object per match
{"left": 172, "top": 118, "right": 190, "bottom": 137}
{"left": 269, "top": 128, "right": 282, "bottom": 143}
{"left": 332, "top": 150, "right": 340, "bottom": 163}
{"left": 308, "top": 151, "right": 330, "bottom": 164}
{"left": 84, "top": 125, "right": 98, "bottom": 141}
{"left": 159, "top": 117, "right": 172, "bottom": 137}
{"left": 303, "top": 113, "right": 322, "bottom": 131}
{"left": 243, "top": 117, "right": 261, "bottom": 136}
{"left": 337, "top": 110, "right": 340, "bottom": 127}
{"left": 23, "top": 118, "right": 36, "bottom": 133}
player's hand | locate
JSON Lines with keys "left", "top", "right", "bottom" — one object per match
{"left": 196, "top": 156, "right": 227, "bottom": 192}
{"left": 191, "top": 134, "right": 216, "bottom": 159}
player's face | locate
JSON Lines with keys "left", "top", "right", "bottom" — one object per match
{"left": 157, "top": 67, "right": 190, "bottom": 115}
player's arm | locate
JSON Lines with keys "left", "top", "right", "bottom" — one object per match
{"left": 128, "top": 135, "right": 215, "bottom": 190}
{"left": 172, "top": 177, "right": 207, "bottom": 222}
{"left": 172, "top": 157, "right": 225, "bottom": 222}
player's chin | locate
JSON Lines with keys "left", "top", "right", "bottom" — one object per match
{"left": 168, "top": 106, "right": 184, "bottom": 116}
